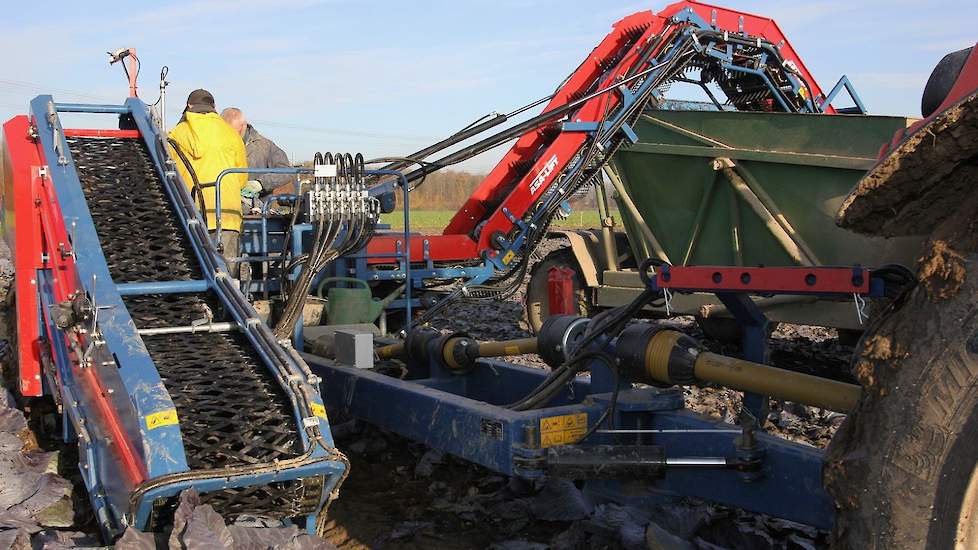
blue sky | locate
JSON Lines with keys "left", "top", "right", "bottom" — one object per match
{"left": 2, "top": 1, "right": 975, "bottom": 172}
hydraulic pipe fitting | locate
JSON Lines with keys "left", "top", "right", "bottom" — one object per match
{"left": 616, "top": 324, "right": 861, "bottom": 412}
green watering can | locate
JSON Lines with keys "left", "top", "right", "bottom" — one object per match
{"left": 316, "top": 277, "right": 404, "bottom": 325}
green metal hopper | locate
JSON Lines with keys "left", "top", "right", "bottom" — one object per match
{"left": 587, "top": 109, "right": 921, "bottom": 330}
{"left": 610, "top": 109, "right": 920, "bottom": 268}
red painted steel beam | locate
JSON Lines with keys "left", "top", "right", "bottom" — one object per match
{"left": 469, "top": 14, "right": 669, "bottom": 257}
{"left": 63, "top": 129, "right": 141, "bottom": 138}
{"left": 442, "top": 10, "right": 658, "bottom": 240}
{"left": 656, "top": 266, "right": 871, "bottom": 294}
{"left": 364, "top": 233, "right": 479, "bottom": 264}
{"left": 369, "top": 3, "right": 829, "bottom": 266}
{"left": 3, "top": 116, "right": 45, "bottom": 396}
{"left": 4, "top": 116, "right": 147, "bottom": 483}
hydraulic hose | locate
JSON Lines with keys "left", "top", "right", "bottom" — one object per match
{"left": 274, "top": 153, "right": 377, "bottom": 339}
{"left": 167, "top": 137, "right": 209, "bottom": 226}
{"left": 399, "top": 56, "right": 686, "bottom": 185}
{"left": 463, "top": 45, "right": 696, "bottom": 303}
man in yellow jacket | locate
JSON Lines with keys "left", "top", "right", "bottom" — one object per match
{"left": 168, "top": 89, "right": 247, "bottom": 275}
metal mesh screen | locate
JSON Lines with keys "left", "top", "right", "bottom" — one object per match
{"left": 67, "top": 136, "right": 203, "bottom": 283}
{"left": 140, "top": 330, "right": 301, "bottom": 467}
{"left": 122, "top": 293, "right": 223, "bottom": 329}
{"left": 68, "top": 136, "right": 322, "bottom": 519}
{"left": 141, "top": 328, "right": 316, "bottom": 517}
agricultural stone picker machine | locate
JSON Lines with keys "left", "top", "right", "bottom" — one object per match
{"left": 3, "top": 1, "right": 978, "bottom": 548}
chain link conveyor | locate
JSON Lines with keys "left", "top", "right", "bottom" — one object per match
{"left": 1, "top": 97, "right": 348, "bottom": 539}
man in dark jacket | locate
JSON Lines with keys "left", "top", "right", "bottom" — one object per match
{"left": 220, "top": 108, "right": 295, "bottom": 210}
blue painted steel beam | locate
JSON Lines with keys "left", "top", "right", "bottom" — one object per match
{"left": 30, "top": 96, "right": 192, "bottom": 485}
{"left": 306, "top": 354, "right": 604, "bottom": 476}
{"left": 820, "top": 75, "right": 867, "bottom": 114}
{"left": 634, "top": 409, "right": 832, "bottom": 530}
{"left": 116, "top": 280, "right": 210, "bottom": 295}
{"left": 307, "top": 350, "right": 835, "bottom": 529}
{"left": 53, "top": 103, "right": 130, "bottom": 113}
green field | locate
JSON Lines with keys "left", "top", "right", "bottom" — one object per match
{"left": 380, "top": 209, "right": 609, "bottom": 230}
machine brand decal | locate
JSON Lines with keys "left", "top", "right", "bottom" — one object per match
{"left": 539, "top": 413, "right": 587, "bottom": 447}
{"left": 146, "top": 409, "right": 179, "bottom": 430}
{"left": 311, "top": 402, "right": 329, "bottom": 419}
{"left": 504, "top": 345, "right": 520, "bottom": 355}
{"left": 528, "top": 153, "right": 559, "bottom": 195}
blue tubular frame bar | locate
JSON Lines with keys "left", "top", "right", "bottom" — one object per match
{"left": 365, "top": 169, "right": 412, "bottom": 328}
{"left": 209, "top": 167, "right": 312, "bottom": 247}
{"left": 820, "top": 75, "right": 867, "bottom": 114}
{"left": 53, "top": 103, "right": 130, "bottom": 114}
{"left": 116, "top": 280, "right": 210, "bottom": 295}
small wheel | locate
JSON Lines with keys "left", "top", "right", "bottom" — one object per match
{"left": 825, "top": 253, "right": 978, "bottom": 549}
{"left": 525, "top": 249, "right": 591, "bottom": 333}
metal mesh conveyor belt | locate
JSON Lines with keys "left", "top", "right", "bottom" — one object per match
{"left": 66, "top": 137, "right": 202, "bottom": 283}
{"left": 66, "top": 136, "right": 321, "bottom": 518}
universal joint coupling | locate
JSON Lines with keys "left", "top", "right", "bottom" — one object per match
{"left": 614, "top": 324, "right": 861, "bottom": 412}
{"left": 401, "top": 327, "right": 538, "bottom": 371}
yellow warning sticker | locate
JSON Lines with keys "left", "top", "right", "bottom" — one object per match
{"left": 504, "top": 345, "right": 520, "bottom": 356}
{"left": 311, "top": 402, "right": 328, "bottom": 420}
{"left": 146, "top": 409, "right": 179, "bottom": 430}
{"left": 501, "top": 250, "right": 516, "bottom": 265}
{"left": 539, "top": 412, "right": 588, "bottom": 448}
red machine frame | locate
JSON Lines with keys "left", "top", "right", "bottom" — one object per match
{"left": 365, "top": 0, "right": 830, "bottom": 266}
{"left": 3, "top": 116, "right": 147, "bottom": 483}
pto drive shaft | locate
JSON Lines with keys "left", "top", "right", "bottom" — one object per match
{"left": 381, "top": 323, "right": 860, "bottom": 412}
{"left": 616, "top": 325, "right": 861, "bottom": 412}
{"left": 375, "top": 333, "right": 537, "bottom": 369}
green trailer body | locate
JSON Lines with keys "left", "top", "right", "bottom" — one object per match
{"left": 587, "top": 109, "right": 921, "bottom": 329}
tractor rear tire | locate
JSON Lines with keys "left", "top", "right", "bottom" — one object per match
{"left": 825, "top": 252, "right": 978, "bottom": 549}
{"left": 525, "top": 249, "right": 590, "bottom": 334}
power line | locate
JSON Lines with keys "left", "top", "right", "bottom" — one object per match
{"left": 248, "top": 117, "right": 439, "bottom": 142}
{"left": 0, "top": 78, "right": 115, "bottom": 102}
{"left": 0, "top": 79, "right": 442, "bottom": 145}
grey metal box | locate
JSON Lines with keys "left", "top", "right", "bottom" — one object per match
{"left": 335, "top": 329, "right": 374, "bottom": 369}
